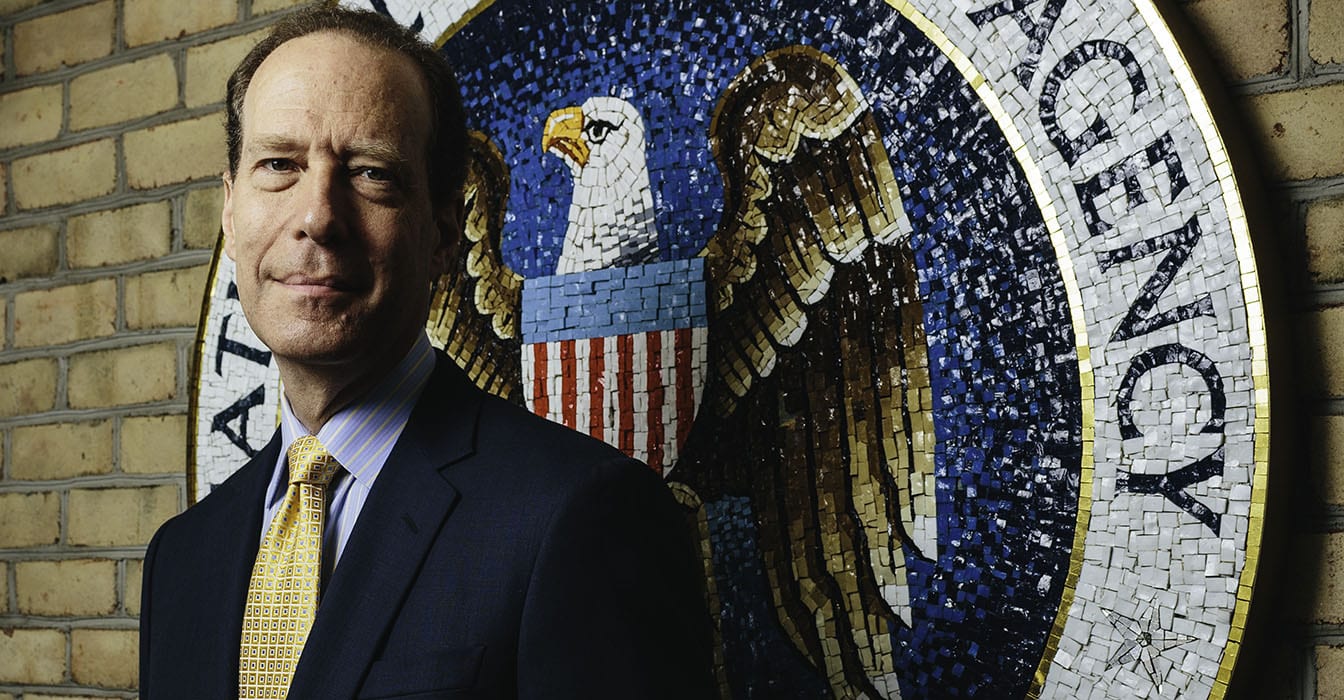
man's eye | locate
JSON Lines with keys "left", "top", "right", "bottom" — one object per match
{"left": 353, "top": 167, "right": 394, "bottom": 183}
{"left": 262, "top": 158, "right": 295, "bottom": 172}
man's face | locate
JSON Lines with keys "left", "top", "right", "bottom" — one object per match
{"left": 223, "top": 31, "right": 457, "bottom": 374}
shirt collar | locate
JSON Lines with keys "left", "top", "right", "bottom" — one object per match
{"left": 277, "top": 333, "right": 436, "bottom": 489}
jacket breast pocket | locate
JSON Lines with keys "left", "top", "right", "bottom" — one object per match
{"left": 357, "top": 644, "right": 486, "bottom": 699}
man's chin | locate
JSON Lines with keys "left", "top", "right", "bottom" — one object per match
{"left": 262, "top": 325, "right": 415, "bottom": 376}
{"left": 256, "top": 326, "right": 362, "bottom": 368}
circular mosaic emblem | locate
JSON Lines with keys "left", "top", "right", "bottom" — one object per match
{"left": 191, "top": 1, "right": 1270, "bottom": 697}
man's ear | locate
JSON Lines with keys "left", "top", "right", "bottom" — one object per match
{"left": 433, "top": 190, "right": 466, "bottom": 275}
{"left": 221, "top": 173, "right": 237, "bottom": 260}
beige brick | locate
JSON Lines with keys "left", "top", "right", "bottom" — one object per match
{"left": 0, "top": 83, "right": 63, "bottom": 149}
{"left": 0, "top": 358, "right": 58, "bottom": 418}
{"left": 0, "top": 303, "right": 5, "bottom": 351}
{"left": 0, "top": 563, "right": 7, "bottom": 612}
{"left": 185, "top": 185, "right": 225, "bottom": 249}
{"left": 0, "top": 628, "right": 65, "bottom": 684}
{"left": 0, "top": 492, "right": 60, "bottom": 547}
{"left": 11, "top": 420, "right": 115, "bottom": 480}
{"left": 1181, "top": 0, "right": 1288, "bottom": 80}
{"left": 68, "top": 485, "right": 179, "bottom": 547}
{"left": 0, "top": 225, "right": 58, "bottom": 282}
{"left": 252, "top": 0, "right": 309, "bottom": 14}
{"left": 125, "top": 0, "right": 237, "bottom": 48}
{"left": 14, "top": 1, "right": 114, "bottom": 76}
{"left": 67, "top": 201, "right": 171, "bottom": 268}
{"left": 1298, "top": 306, "right": 1344, "bottom": 397}
{"left": 1315, "top": 415, "right": 1344, "bottom": 504}
{"left": 1312, "top": 0, "right": 1344, "bottom": 65}
{"left": 186, "top": 30, "right": 266, "bottom": 108}
{"left": 1307, "top": 196, "right": 1344, "bottom": 284}
{"left": 69, "top": 54, "right": 179, "bottom": 131}
{"left": 13, "top": 279, "right": 118, "bottom": 348}
{"left": 1323, "top": 645, "right": 1344, "bottom": 700}
{"left": 126, "top": 265, "right": 210, "bottom": 329}
{"left": 124, "top": 559, "right": 144, "bottom": 615}
{"left": 15, "top": 559, "right": 118, "bottom": 616}
{"left": 121, "top": 414, "right": 187, "bottom": 474}
{"left": 68, "top": 342, "right": 178, "bottom": 409}
{"left": 125, "top": 113, "right": 226, "bottom": 189}
{"left": 1312, "top": 532, "right": 1344, "bottom": 622}
{"left": 1245, "top": 84, "right": 1344, "bottom": 181}
{"left": 71, "top": 628, "right": 138, "bottom": 688}
{"left": 12, "top": 139, "right": 117, "bottom": 211}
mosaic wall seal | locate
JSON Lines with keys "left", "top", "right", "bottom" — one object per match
{"left": 190, "top": 1, "right": 1271, "bottom": 697}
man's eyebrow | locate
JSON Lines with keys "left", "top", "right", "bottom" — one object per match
{"left": 244, "top": 135, "right": 305, "bottom": 154}
{"left": 345, "top": 142, "right": 410, "bottom": 165}
{"left": 243, "top": 136, "right": 409, "bottom": 165}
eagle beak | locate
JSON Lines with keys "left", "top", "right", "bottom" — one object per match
{"left": 543, "top": 106, "right": 589, "bottom": 168}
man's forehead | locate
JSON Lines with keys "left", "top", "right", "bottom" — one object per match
{"left": 240, "top": 31, "right": 432, "bottom": 150}
{"left": 250, "top": 32, "right": 421, "bottom": 98}
{"left": 262, "top": 30, "right": 412, "bottom": 73}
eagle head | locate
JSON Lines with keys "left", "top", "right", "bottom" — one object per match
{"left": 542, "top": 96, "right": 645, "bottom": 175}
{"left": 542, "top": 96, "right": 659, "bottom": 274}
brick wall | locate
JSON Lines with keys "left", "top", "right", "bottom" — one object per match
{"left": 0, "top": 0, "right": 1336, "bottom": 697}
{"left": 0, "top": 0, "right": 302, "bottom": 697}
{"left": 1179, "top": 0, "right": 1344, "bottom": 698}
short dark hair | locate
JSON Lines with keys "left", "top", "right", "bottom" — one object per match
{"left": 225, "top": 4, "right": 468, "bottom": 207}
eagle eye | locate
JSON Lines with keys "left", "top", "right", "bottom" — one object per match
{"left": 584, "top": 119, "right": 616, "bottom": 145}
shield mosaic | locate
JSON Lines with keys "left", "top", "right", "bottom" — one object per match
{"left": 190, "top": 0, "right": 1272, "bottom": 697}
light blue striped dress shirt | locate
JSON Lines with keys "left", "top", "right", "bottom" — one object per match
{"left": 260, "top": 333, "right": 436, "bottom": 577}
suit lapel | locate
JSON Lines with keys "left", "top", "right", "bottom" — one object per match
{"left": 290, "top": 355, "right": 483, "bottom": 698}
{"left": 196, "top": 431, "right": 281, "bottom": 697}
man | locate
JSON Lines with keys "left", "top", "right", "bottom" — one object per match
{"left": 139, "top": 6, "right": 713, "bottom": 698}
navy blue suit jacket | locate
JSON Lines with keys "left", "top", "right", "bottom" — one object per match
{"left": 140, "top": 353, "right": 714, "bottom": 698}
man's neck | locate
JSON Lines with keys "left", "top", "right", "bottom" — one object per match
{"left": 276, "top": 335, "right": 418, "bottom": 434}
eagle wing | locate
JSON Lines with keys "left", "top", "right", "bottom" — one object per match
{"left": 704, "top": 44, "right": 910, "bottom": 411}
{"left": 427, "top": 130, "right": 525, "bottom": 401}
{"left": 673, "top": 45, "right": 936, "bottom": 699}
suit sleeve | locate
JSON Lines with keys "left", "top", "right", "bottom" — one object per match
{"left": 516, "top": 457, "right": 715, "bottom": 699}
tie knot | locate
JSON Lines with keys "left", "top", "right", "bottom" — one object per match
{"left": 286, "top": 435, "right": 341, "bottom": 486}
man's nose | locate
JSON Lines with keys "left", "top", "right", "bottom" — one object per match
{"left": 294, "top": 166, "right": 346, "bottom": 244}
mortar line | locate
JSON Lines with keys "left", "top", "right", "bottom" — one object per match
{"left": 0, "top": 177, "right": 225, "bottom": 230}
{"left": 0, "top": 400, "right": 194, "bottom": 430}
{"left": 0, "top": 327, "right": 199, "bottom": 364}
{"left": 0, "top": 546, "right": 153, "bottom": 560}
{"left": 1295, "top": 0, "right": 1312, "bottom": 80}
{"left": 0, "top": 241, "right": 216, "bottom": 288}
{"left": 0, "top": 101, "right": 224, "bottom": 163}
{"left": 0, "top": 472, "right": 186, "bottom": 491}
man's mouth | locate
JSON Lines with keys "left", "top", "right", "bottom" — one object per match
{"left": 276, "top": 273, "right": 358, "bottom": 296}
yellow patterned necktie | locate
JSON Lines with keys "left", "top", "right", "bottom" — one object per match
{"left": 239, "top": 435, "right": 342, "bottom": 699}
